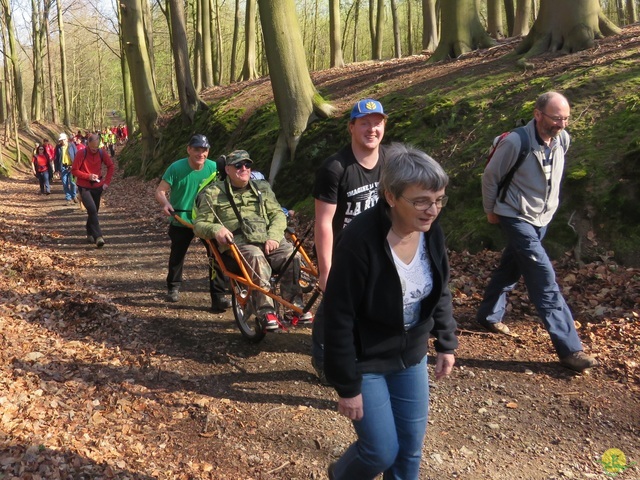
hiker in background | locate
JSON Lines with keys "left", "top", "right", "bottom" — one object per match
{"left": 310, "top": 98, "right": 388, "bottom": 384}
{"left": 54, "top": 133, "right": 78, "bottom": 204}
{"left": 31, "top": 144, "right": 54, "bottom": 195}
{"left": 71, "top": 133, "right": 115, "bottom": 249}
{"left": 477, "top": 91, "right": 597, "bottom": 373}
{"left": 323, "top": 144, "right": 456, "bottom": 480}
{"left": 155, "top": 134, "right": 230, "bottom": 311}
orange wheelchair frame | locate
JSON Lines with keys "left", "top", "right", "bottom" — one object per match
{"left": 174, "top": 214, "right": 320, "bottom": 342}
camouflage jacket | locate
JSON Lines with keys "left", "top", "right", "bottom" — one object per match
{"left": 193, "top": 178, "right": 287, "bottom": 252}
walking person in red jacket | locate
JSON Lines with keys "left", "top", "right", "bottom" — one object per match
{"left": 31, "top": 145, "right": 54, "bottom": 195}
{"left": 71, "top": 133, "right": 115, "bottom": 248}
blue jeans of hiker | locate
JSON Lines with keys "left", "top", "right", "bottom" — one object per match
{"left": 331, "top": 356, "right": 429, "bottom": 480}
{"left": 61, "top": 166, "right": 77, "bottom": 201}
{"left": 476, "top": 216, "right": 583, "bottom": 358}
{"left": 37, "top": 171, "right": 51, "bottom": 194}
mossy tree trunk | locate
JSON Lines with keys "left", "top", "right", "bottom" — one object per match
{"left": 257, "top": 0, "right": 334, "bottom": 182}
{"left": 513, "top": 0, "right": 533, "bottom": 37}
{"left": 516, "top": 0, "right": 621, "bottom": 59}
{"left": 242, "top": 0, "right": 258, "bottom": 80}
{"left": 120, "top": 0, "right": 162, "bottom": 175}
{"left": 428, "top": 0, "right": 496, "bottom": 62}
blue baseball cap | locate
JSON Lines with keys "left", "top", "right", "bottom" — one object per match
{"left": 350, "top": 99, "right": 387, "bottom": 120}
{"left": 188, "top": 134, "right": 210, "bottom": 148}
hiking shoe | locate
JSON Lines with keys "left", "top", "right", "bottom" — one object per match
{"left": 87, "top": 235, "right": 95, "bottom": 244}
{"left": 261, "top": 312, "right": 279, "bottom": 331}
{"left": 560, "top": 351, "right": 598, "bottom": 372}
{"left": 96, "top": 237, "right": 105, "bottom": 248}
{"left": 312, "top": 357, "right": 330, "bottom": 386}
{"left": 477, "top": 319, "right": 511, "bottom": 335}
{"left": 211, "top": 294, "right": 231, "bottom": 312}
{"left": 72, "top": 196, "right": 79, "bottom": 203}
{"left": 166, "top": 290, "right": 179, "bottom": 302}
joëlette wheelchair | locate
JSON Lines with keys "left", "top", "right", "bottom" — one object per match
{"left": 173, "top": 213, "right": 320, "bottom": 343}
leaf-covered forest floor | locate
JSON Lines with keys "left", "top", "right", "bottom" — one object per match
{"left": 1, "top": 156, "right": 638, "bottom": 480}
{"left": 2, "top": 25, "right": 640, "bottom": 480}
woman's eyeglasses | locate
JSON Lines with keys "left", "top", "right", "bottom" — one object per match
{"left": 401, "top": 195, "right": 448, "bottom": 211}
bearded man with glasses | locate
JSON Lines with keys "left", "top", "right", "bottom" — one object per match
{"left": 193, "top": 150, "right": 305, "bottom": 331}
{"left": 478, "top": 91, "right": 597, "bottom": 373}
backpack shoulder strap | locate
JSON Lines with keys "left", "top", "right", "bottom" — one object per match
{"left": 497, "top": 127, "right": 531, "bottom": 202}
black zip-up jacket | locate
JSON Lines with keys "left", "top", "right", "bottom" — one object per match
{"left": 323, "top": 200, "right": 458, "bottom": 398}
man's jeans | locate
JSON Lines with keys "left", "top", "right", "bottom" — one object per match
{"left": 331, "top": 357, "right": 429, "bottom": 480}
{"left": 61, "top": 166, "right": 77, "bottom": 201}
{"left": 476, "top": 216, "right": 583, "bottom": 357}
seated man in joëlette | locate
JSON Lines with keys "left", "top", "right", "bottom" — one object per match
{"left": 193, "top": 150, "right": 309, "bottom": 330}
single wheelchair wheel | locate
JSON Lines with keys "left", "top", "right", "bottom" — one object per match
{"left": 231, "top": 281, "right": 266, "bottom": 343}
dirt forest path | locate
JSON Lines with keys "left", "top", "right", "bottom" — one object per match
{"left": 1, "top": 160, "right": 639, "bottom": 479}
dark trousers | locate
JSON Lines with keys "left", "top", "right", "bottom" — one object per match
{"left": 167, "top": 224, "right": 226, "bottom": 301}
{"left": 37, "top": 171, "right": 51, "bottom": 193}
{"left": 78, "top": 186, "right": 104, "bottom": 238}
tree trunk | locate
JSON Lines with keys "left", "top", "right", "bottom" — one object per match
{"left": 516, "top": 0, "right": 621, "bottom": 59}
{"left": 256, "top": 0, "right": 334, "bottom": 182}
{"left": 406, "top": 0, "right": 413, "bottom": 55}
{"left": 120, "top": 0, "right": 162, "bottom": 174}
{"left": 117, "top": 3, "right": 135, "bottom": 140}
{"left": 168, "top": 0, "right": 201, "bottom": 124}
{"left": 352, "top": 0, "right": 360, "bottom": 61}
{"left": 626, "top": 0, "right": 637, "bottom": 23}
{"left": 230, "top": 0, "right": 241, "bottom": 82}
{"left": 242, "top": 0, "right": 258, "bottom": 80}
{"left": 390, "top": 0, "right": 402, "bottom": 58}
{"left": 55, "top": 0, "right": 71, "bottom": 127}
{"left": 193, "top": 0, "right": 202, "bottom": 90}
{"left": 429, "top": 0, "right": 496, "bottom": 62}
{"left": 1, "top": 0, "right": 31, "bottom": 130}
{"left": 200, "top": 0, "right": 214, "bottom": 87}
{"left": 504, "top": 0, "right": 515, "bottom": 36}
{"left": 513, "top": 0, "right": 532, "bottom": 36}
{"left": 422, "top": 0, "right": 439, "bottom": 52}
{"left": 213, "top": 0, "right": 223, "bottom": 85}
{"left": 368, "top": 0, "right": 376, "bottom": 58}
{"left": 487, "top": 0, "right": 505, "bottom": 39}
{"left": 329, "top": 0, "right": 344, "bottom": 67}
{"left": 30, "top": 0, "right": 45, "bottom": 122}
{"left": 373, "top": 0, "right": 384, "bottom": 59}
{"left": 44, "top": 1, "right": 59, "bottom": 124}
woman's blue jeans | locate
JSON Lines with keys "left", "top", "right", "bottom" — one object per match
{"left": 476, "top": 216, "right": 583, "bottom": 357}
{"left": 332, "top": 356, "right": 429, "bottom": 480}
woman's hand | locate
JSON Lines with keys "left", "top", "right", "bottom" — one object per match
{"left": 434, "top": 353, "right": 455, "bottom": 380}
{"left": 338, "top": 394, "right": 364, "bottom": 421}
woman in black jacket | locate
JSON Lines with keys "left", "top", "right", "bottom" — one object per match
{"left": 324, "top": 143, "right": 457, "bottom": 480}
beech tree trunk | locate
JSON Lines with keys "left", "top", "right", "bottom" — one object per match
{"left": 516, "top": 0, "right": 621, "bottom": 59}
{"left": 44, "top": 1, "right": 59, "bottom": 124}
{"left": 329, "top": 0, "right": 344, "bottom": 67}
{"left": 626, "top": 0, "right": 637, "bottom": 23}
{"left": 256, "top": 0, "right": 334, "bottom": 182}
{"left": 30, "top": 0, "right": 45, "bottom": 121}
{"left": 55, "top": 0, "right": 71, "bottom": 127}
{"left": 422, "top": 0, "right": 439, "bottom": 52}
{"left": 230, "top": 0, "right": 241, "bottom": 82}
{"left": 390, "top": 0, "right": 402, "bottom": 58}
{"left": 429, "top": 0, "right": 496, "bottom": 62}
{"left": 487, "top": 0, "right": 505, "bottom": 39}
{"left": 242, "top": 0, "right": 258, "bottom": 80}
{"left": 200, "top": 0, "right": 214, "bottom": 87}
{"left": 169, "top": 0, "right": 201, "bottom": 124}
{"left": 513, "top": 0, "right": 532, "bottom": 37}
{"left": 1, "top": 0, "right": 31, "bottom": 130}
{"left": 120, "top": 0, "right": 162, "bottom": 173}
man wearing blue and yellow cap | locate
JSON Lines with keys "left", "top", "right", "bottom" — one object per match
{"left": 311, "top": 98, "right": 388, "bottom": 384}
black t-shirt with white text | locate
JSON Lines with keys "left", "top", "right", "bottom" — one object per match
{"left": 313, "top": 144, "right": 386, "bottom": 236}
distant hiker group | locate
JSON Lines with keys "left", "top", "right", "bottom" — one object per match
{"left": 31, "top": 129, "right": 116, "bottom": 248}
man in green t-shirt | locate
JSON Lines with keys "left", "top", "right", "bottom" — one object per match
{"left": 155, "top": 134, "right": 230, "bottom": 311}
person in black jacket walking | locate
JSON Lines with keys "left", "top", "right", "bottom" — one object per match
{"left": 323, "top": 143, "right": 457, "bottom": 480}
